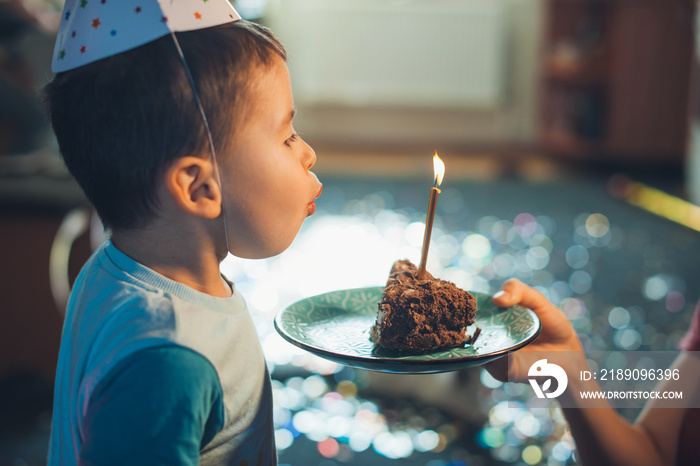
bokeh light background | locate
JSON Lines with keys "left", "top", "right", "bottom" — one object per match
{"left": 222, "top": 174, "right": 700, "bottom": 466}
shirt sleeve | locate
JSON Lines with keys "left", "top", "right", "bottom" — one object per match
{"left": 79, "top": 345, "right": 225, "bottom": 466}
{"left": 679, "top": 300, "right": 700, "bottom": 351}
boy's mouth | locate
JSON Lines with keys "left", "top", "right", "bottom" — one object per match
{"left": 307, "top": 184, "right": 323, "bottom": 216}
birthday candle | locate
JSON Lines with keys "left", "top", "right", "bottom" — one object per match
{"left": 417, "top": 152, "right": 445, "bottom": 279}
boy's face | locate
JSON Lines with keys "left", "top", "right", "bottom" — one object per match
{"left": 220, "top": 56, "right": 322, "bottom": 259}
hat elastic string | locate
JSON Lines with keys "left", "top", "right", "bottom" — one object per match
{"left": 168, "top": 31, "right": 231, "bottom": 255}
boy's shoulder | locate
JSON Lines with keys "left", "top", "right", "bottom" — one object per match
{"left": 68, "top": 241, "right": 257, "bottom": 373}
{"left": 71, "top": 241, "right": 180, "bottom": 322}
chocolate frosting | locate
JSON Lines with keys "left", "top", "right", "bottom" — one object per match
{"left": 370, "top": 260, "right": 480, "bottom": 352}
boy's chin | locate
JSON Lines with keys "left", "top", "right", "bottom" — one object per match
{"left": 228, "top": 237, "right": 296, "bottom": 260}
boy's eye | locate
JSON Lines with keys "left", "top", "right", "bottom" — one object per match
{"left": 285, "top": 133, "right": 299, "bottom": 147}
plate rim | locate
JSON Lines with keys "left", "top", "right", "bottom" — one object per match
{"left": 274, "top": 286, "right": 541, "bottom": 371}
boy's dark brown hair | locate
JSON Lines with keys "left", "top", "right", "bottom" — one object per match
{"left": 45, "top": 20, "right": 286, "bottom": 231}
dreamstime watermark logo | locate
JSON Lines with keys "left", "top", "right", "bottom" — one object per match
{"left": 528, "top": 359, "right": 568, "bottom": 399}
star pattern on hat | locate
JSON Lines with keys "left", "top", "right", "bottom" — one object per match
{"left": 52, "top": 0, "right": 241, "bottom": 72}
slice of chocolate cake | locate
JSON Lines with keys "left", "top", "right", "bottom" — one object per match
{"left": 370, "top": 260, "right": 480, "bottom": 353}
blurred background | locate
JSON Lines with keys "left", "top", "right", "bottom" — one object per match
{"left": 1, "top": 0, "right": 699, "bottom": 465}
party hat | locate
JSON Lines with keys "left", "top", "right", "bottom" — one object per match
{"left": 52, "top": 0, "right": 241, "bottom": 73}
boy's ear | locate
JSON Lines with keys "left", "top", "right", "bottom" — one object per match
{"left": 164, "top": 156, "right": 222, "bottom": 219}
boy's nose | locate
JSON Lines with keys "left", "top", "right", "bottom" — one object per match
{"left": 302, "top": 140, "right": 316, "bottom": 171}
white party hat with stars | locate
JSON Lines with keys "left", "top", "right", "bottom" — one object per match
{"left": 52, "top": 0, "right": 241, "bottom": 73}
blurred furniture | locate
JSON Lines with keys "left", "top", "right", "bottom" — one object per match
{"left": 0, "top": 174, "right": 89, "bottom": 383}
{"left": 686, "top": 5, "right": 700, "bottom": 205}
{"left": 539, "top": 0, "right": 696, "bottom": 165}
{"left": 49, "top": 208, "right": 104, "bottom": 315}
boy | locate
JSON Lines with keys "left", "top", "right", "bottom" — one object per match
{"left": 45, "top": 1, "right": 321, "bottom": 464}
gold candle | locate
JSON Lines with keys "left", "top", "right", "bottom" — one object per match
{"left": 417, "top": 152, "right": 445, "bottom": 279}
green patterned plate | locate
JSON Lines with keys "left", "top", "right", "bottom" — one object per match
{"left": 274, "top": 287, "right": 541, "bottom": 374}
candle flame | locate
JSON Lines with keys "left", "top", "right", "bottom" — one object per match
{"left": 433, "top": 151, "right": 445, "bottom": 187}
